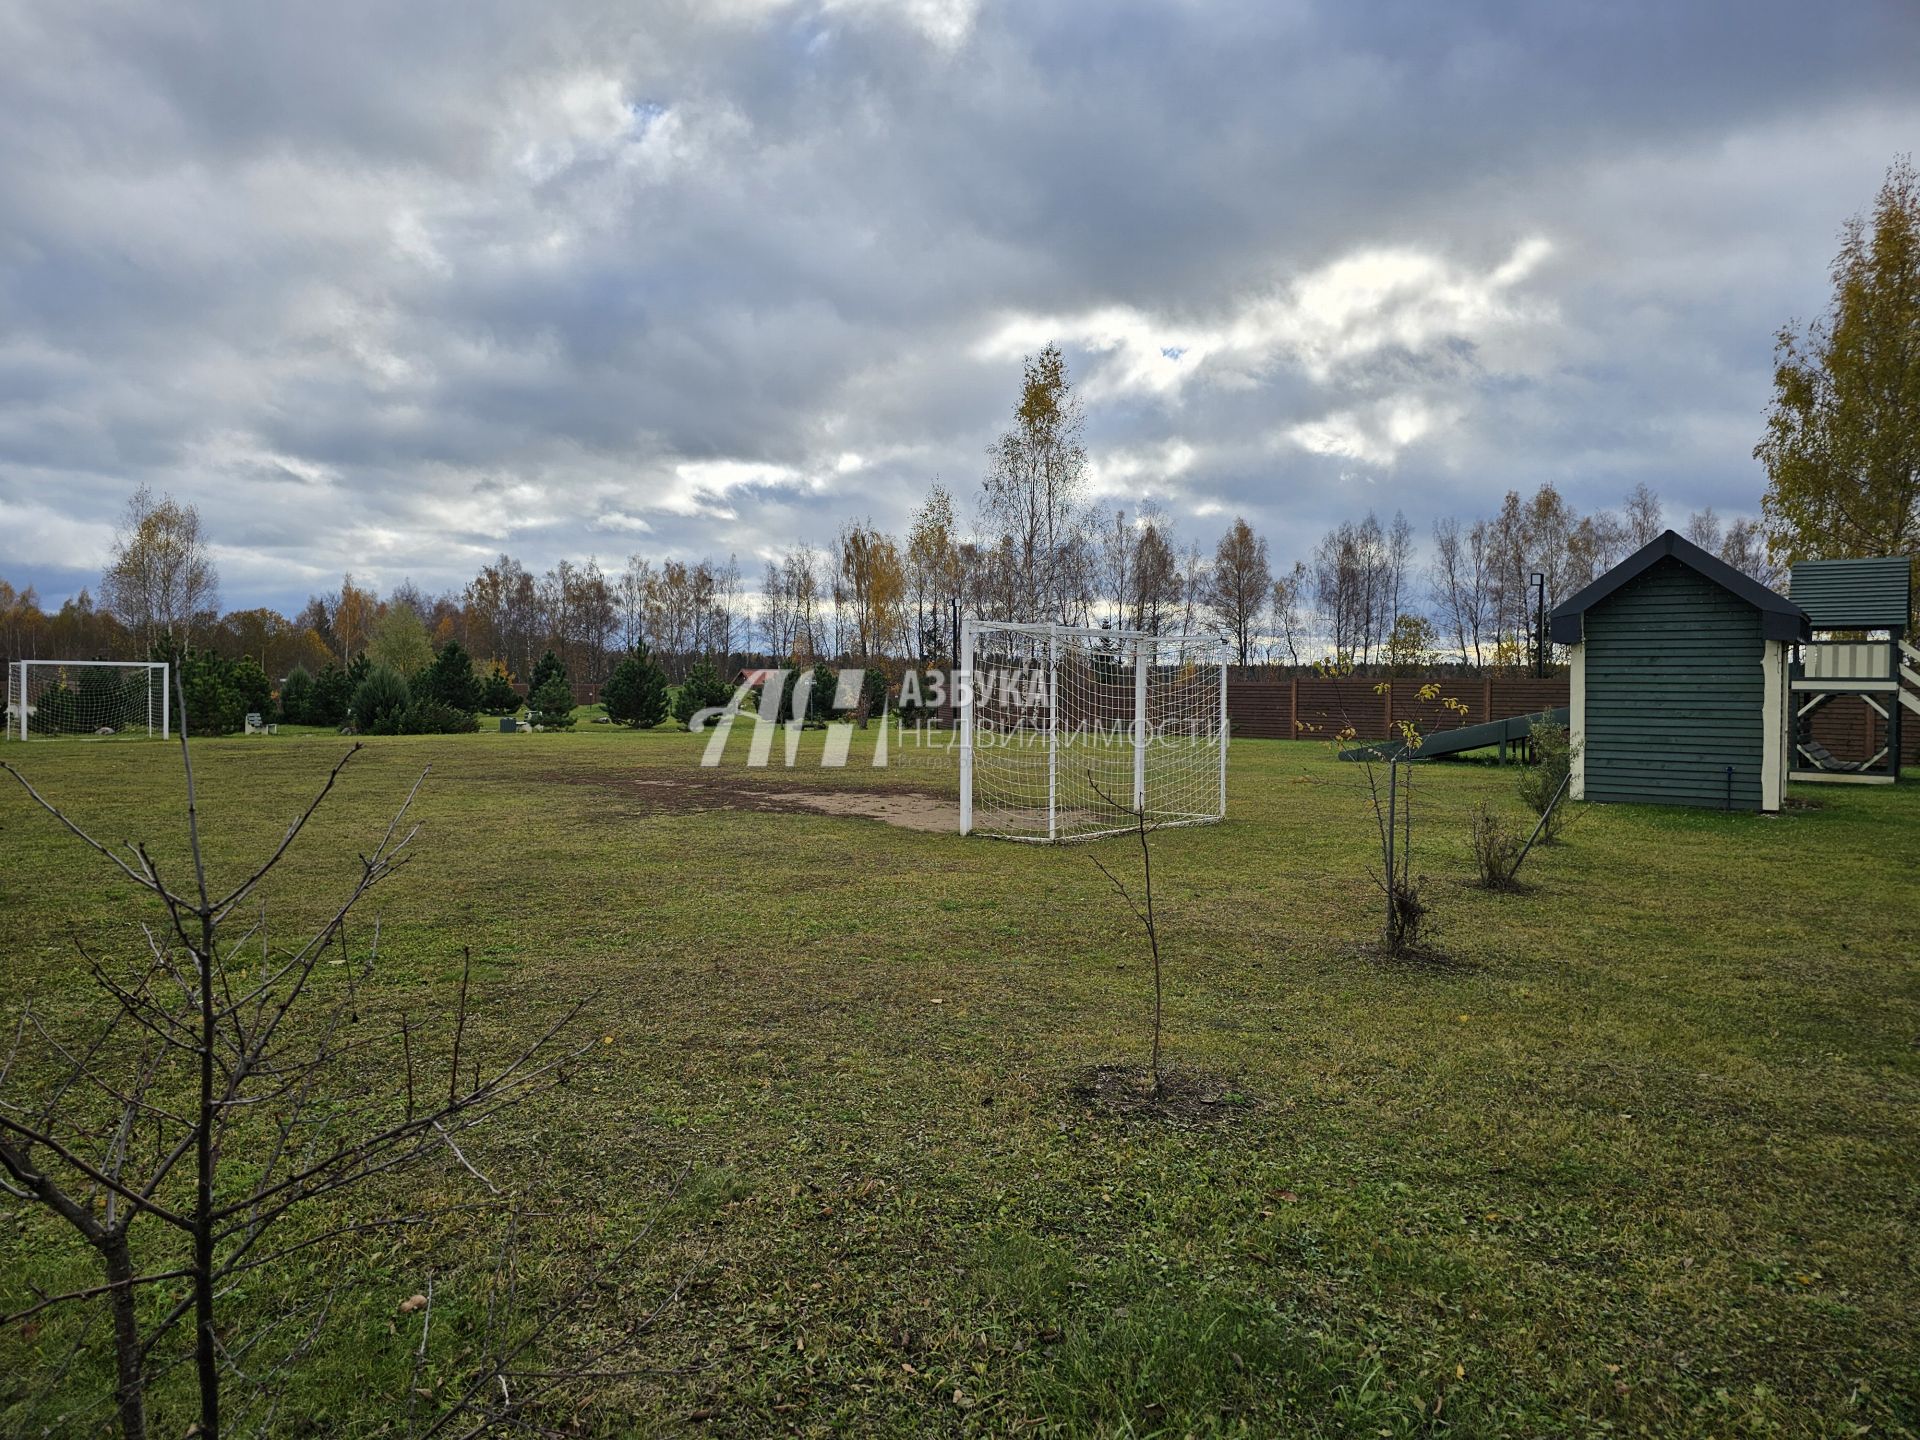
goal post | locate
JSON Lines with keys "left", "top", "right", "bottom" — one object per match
{"left": 5, "top": 661, "right": 171, "bottom": 741}
{"left": 958, "top": 620, "right": 1227, "bottom": 842}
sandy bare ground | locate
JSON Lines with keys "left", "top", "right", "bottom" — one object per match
{"left": 780, "top": 790, "right": 958, "bottom": 830}
{"left": 540, "top": 766, "right": 962, "bottom": 832}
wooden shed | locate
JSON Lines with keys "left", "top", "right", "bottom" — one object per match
{"left": 1549, "top": 530, "right": 1809, "bottom": 813}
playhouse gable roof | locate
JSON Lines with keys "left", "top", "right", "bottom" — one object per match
{"left": 1549, "top": 529, "right": 1809, "bottom": 645}
{"left": 1785, "top": 556, "right": 1912, "bottom": 633}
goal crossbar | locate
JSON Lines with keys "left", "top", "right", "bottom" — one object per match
{"left": 958, "top": 620, "right": 1227, "bottom": 842}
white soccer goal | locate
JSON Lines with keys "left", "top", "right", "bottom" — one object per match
{"left": 5, "top": 661, "right": 171, "bottom": 741}
{"left": 958, "top": 620, "right": 1227, "bottom": 841}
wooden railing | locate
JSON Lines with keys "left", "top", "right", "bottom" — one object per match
{"left": 1801, "top": 641, "right": 1891, "bottom": 680}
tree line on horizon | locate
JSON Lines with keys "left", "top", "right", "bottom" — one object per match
{"left": 0, "top": 470, "right": 1784, "bottom": 689}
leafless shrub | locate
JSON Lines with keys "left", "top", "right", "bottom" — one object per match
{"left": 1469, "top": 802, "right": 1525, "bottom": 890}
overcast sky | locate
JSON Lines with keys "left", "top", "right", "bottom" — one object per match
{"left": 1, "top": 0, "right": 1916, "bottom": 615}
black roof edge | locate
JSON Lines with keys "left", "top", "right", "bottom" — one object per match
{"left": 1548, "top": 529, "right": 1810, "bottom": 645}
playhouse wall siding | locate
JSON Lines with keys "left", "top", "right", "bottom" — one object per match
{"left": 1582, "top": 558, "right": 1767, "bottom": 810}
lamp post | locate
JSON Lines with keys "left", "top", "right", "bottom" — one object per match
{"left": 948, "top": 595, "right": 960, "bottom": 726}
{"left": 1531, "top": 571, "right": 1547, "bottom": 678}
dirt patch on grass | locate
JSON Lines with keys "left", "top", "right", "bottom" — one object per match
{"left": 1070, "top": 1064, "right": 1255, "bottom": 1126}
{"left": 783, "top": 791, "right": 958, "bottom": 831}
{"left": 539, "top": 768, "right": 961, "bottom": 832}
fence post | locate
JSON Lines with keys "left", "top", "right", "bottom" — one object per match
{"left": 1482, "top": 676, "right": 1493, "bottom": 724}
{"left": 1289, "top": 676, "right": 1298, "bottom": 740}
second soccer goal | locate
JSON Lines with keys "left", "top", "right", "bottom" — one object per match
{"left": 5, "top": 661, "right": 171, "bottom": 741}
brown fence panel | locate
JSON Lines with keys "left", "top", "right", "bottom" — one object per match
{"left": 1225, "top": 684, "right": 1293, "bottom": 740}
{"left": 1226, "top": 675, "right": 1570, "bottom": 741}
{"left": 1488, "top": 679, "right": 1569, "bottom": 719}
{"left": 1293, "top": 680, "right": 1390, "bottom": 741}
{"left": 1230, "top": 671, "right": 1920, "bottom": 766}
{"left": 1390, "top": 684, "right": 1479, "bottom": 739}
{"left": 1805, "top": 697, "right": 1920, "bottom": 766}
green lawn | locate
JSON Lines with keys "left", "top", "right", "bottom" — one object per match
{"left": 2, "top": 727, "right": 1916, "bottom": 1437}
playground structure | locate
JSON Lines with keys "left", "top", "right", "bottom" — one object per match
{"left": 1784, "top": 557, "right": 1915, "bottom": 784}
{"left": 1338, "top": 705, "right": 1569, "bottom": 764}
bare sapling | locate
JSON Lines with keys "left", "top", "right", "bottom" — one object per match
{"left": 1085, "top": 771, "right": 1167, "bottom": 1097}
{"left": 1314, "top": 666, "right": 1469, "bottom": 956}
{"left": 0, "top": 705, "right": 597, "bottom": 1440}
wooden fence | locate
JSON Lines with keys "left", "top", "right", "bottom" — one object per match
{"left": 1805, "top": 696, "right": 1920, "bottom": 766}
{"left": 1227, "top": 674, "right": 1920, "bottom": 765}
{"left": 1227, "top": 676, "right": 1569, "bottom": 742}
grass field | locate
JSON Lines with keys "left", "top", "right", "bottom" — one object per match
{"left": 2, "top": 724, "right": 1917, "bottom": 1437}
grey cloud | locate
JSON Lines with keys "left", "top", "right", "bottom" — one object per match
{"left": 1, "top": 0, "right": 1917, "bottom": 614}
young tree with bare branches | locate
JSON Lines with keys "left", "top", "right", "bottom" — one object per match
{"left": 0, "top": 719, "right": 592, "bottom": 1438}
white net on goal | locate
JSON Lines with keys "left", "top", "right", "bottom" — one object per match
{"left": 960, "top": 622, "right": 1226, "bottom": 841}
{"left": 5, "top": 661, "right": 170, "bottom": 741}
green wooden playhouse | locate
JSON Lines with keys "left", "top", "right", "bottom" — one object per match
{"left": 1549, "top": 530, "right": 1809, "bottom": 812}
{"left": 1783, "top": 556, "right": 1915, "bottom": 784}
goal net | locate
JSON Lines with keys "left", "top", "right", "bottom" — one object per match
{"left": 959, "top": 621, "right": 1226, "bottom": 841}
{"left": 5, "top": 661, "right": 171, "bottom": 741}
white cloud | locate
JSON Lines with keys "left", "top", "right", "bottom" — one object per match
{"left": 977, "top": 236, "right": 1557, "bottom": 398}
{"left": 1, "top": 0, "right": 1914, "bottom": 614}
{"left": 0, "top": 496, "right": 117, "bottom": 572}
{"left": 183, "top": 431, "right": 342, "bottom": 487}
{"left": 587, "top": 509, "right": 655, "bottom": 535}
{"left": 1284, "top": 397, "right": 1457, "bottom": 467}
{"left": 1085, "top": 439, "right": 1199, "bottom": 500}
{"left": 666, "top": 458, "right": 807, "bottom": 518}
{"left": 820, "top": 0, "right": 981, "bottom": 49}
{"left": 504, "top": 72, "right": 636, "bottom": 183}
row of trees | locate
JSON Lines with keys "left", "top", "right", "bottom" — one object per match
{"left": 1283, "top": 484, "right": 1777, "bottom": 671}
{"left": 0, "top": 485, "right": 1783, "bottom": 689}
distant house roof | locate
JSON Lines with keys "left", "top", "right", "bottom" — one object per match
{"left": 1549, "top": 529, "right": 1809, "bottom": 645}
{"left": 1785, "top": 556, "right": 1912, "bottom": 633}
